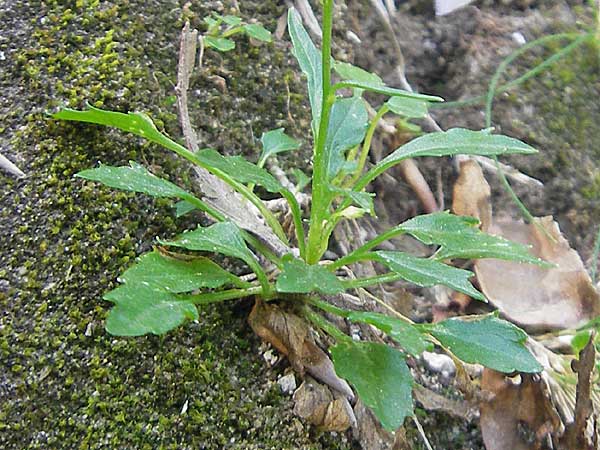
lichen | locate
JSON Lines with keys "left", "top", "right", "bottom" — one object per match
{"left": 0, "top": 1, "right": 347, "bottom": 448}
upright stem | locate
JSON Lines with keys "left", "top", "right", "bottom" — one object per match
{"left": 306, "top": 0, "right": 335, "bottom": 264}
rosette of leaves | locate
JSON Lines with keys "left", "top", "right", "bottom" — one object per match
{"left": 53, "top": 2, "right": 549, "bottom": 432}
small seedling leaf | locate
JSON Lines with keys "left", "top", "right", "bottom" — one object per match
{"left": 400, "top": 212, "right": 550, "bottom": 266}
{"left": 259, "top": 128, "right": 301, "bottom": 165}
{"left": 119, "top": 251, "right": 246, "bottom": 292}
{"left": 196, "top": 149, "right": 283, "bottom": 193}
{"left": 288, "top": 8, "right": 322, "bottom": 136}
{"left": 425, "top": 315, "right": 543, "bottom": 373}
{"left": 243, "top": 23, "right": 272, "bottom": 42}
{"left": 331, "top": 340, "right": 413, "bottom": 431}
{"left": 221, "top": 15, "right": 242, "bottom": 26}
{"left": 158, "top": 221, "right": 254, "bottom": 265}
{"left": 104, "top": 284, "right": 198, "bottom": 336}
{"left": 374, "top": 251, "right": 485, "bottom": 301}
{"left": 76, "top": 161, "right": 188, "bottom": 198}
{"left": 204, "top": 36, "right": 236, "bottom": 51}
{"left": 276, "top": 255, "right": 346, "bottom": 295}
{"left": 386, "top": 96, "right": 429, "bottom": 119}
{"left": 325, "top": 97, "right": 368, "bottom": 180}
{"left": 346, "top": 311, "right": 432, "bottom": 356}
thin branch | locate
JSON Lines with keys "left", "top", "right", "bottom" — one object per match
{"left": 175, "top": 21, "right": 199, "bottom": 152}
{"left": 0, "top": 153, "right": 25, "bottom": 178}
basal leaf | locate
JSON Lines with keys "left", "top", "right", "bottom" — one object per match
{"left": 372, "top": 129, "right": 537, "bottom": 177}
{"left": 335, "top": 80, "right": 443, "bottom": 102}
{"left": 119, "top": 251, "right": 246, "bottom": 292}
{"left": 331, "top": 340, "right": 413, "bottom": 431}
{"left": 346, "top": 311, "right": 431, "bottom": 356}
{"left": 424, "top": 315, "right": 542, "bottom": 373}
{"left": 325, "top": 97, "right": 368, "bottom": 180}
{"left": 399, "top": 212, "right": 549, "bottom": 266}
{"left": 374, "top": 250, "right": 485, "bottom": 301}
{"left": 158, "top": 221, "right": 254, "bottom": 265}
{"left": 104, "top": 284, "right": 198, "bottom": 336}
{"left": 76, "top": 161, "right": 188, "bottom": 198}
{"left": 204, "top": 36, "right": 235, "bottom": 51}
{"left": 288, "top": 8, "right": 322, "bottom": 136}
{"left": 243, "top": 23, "right": 272, "bottom": 42}
{"left": 386, "top": 96, "right": 429, "bottom": 119}
{"left": 333, "top": 61, "right": 383, "bottom": 86}
{"left": 259, "top": 128, "right": 301, "bottom": 165}
{"left": 195, "top": 149, "right": 283, "bottom": 193}
{"left": 276, "top": 255, "right": 345, "bottom": 295}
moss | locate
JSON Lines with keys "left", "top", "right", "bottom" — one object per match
{"left": 0, "top": 1, "right": 347, "bottom": 449}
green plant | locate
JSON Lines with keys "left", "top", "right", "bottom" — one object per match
{"left": 52, "top": 4, "right": 550, "bottom": 431}
{"left": 201, "top": 12, "right": 271, "bottom": 52}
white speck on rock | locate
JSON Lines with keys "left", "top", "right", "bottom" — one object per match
{"left": 277, "top": 373, "right": 297, "bottom": 395}
{"left": 511, "top": 32, "right": 527, "bottom": 46}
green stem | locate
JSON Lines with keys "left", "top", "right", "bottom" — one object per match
{"left": 183, "top": 285, "right": 265, "bottom": 304}
{"left": 180, "top": 193, "right": 226, "bottom": 222}
{"left": 342, "top": 272, "right": 403, "bottom": 290}
{"left": 306, "top": 0, "right": 335, "bottom": 264}
{"left": 281, "top": 189, "right": 307, "bottom": 259}
{"left": 308, "top": 297, "right": 350, "bottom": 318}
{"left": 347, "top": 104, "right": 389, "bottom": 187}
{"left": 304, "top": 306, "right": 350, "bottom": 342}
{"left": 433, "top": 32, "right": 588, "bottom": 110}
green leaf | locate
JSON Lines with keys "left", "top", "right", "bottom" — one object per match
{"left": 195, "top": 149, "right": 283, "bottom": 193}
{"left": 221, "top": 15, "right": 242, "bottom": 26}
{"left": 335, "top": 189, "right": 375, "bottom": 216}
{"left": 373, "top": 251, "right": 485, "bottom": 301}
{"left": 276, "top": 255, "right": 346, "bottom": 295}
{"left": 119, "top": 251, "right": 246, "bottom": 292}
{"left": 325, "top": 97, "right": 369, "bottom": 180}
{"left": 346, "top": 312, "right": 431, "bottom": 356}
{"left": 571, "top": 330, "right": 593, "bottom": 354}
{"left": 331, "top": 340, "right": 413, "bottom": 431}
{"left": 386, "top": 96, "right": 429, "bottom": 119}
{"left": 174, "top": 200, "right": 196, "bottom": 218}
{"left": 76, "top": 161, "right": 188, "bottom": 198}
{"left": 243, "top": 23, "right": 272, "bottom": 42}
{"left": 335, "top": 80, "right": 443, "bottom": 102}
{"left": 424, "top": 315, "right": 542, "bottom": 373}
{"left": 399, "top": 212, "right": 549, "bottom": 265}
{"left": 288, "top": 8, "right": 322, "bottom": 136}
{"left": 259, "top": 128, "right": 301, "bottom": 165}
{"left": 333, "top": 61, "right": 383, "bottom": 86}
{"left": 371, "top": 129, "right": 537, "bottom": 178}
{"left": 158, "top": 222, "right": 254, "bottom": 265}
{"left": 292, "top": 168, "right": 311, "bottom": 191}
{"left": 104, "top": 284, "right": 198, "bottom": 336}
{"left": 204, "top": 36, "right": 235, "bottom": 51}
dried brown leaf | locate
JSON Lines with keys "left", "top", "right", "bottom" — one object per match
{"left": 452, "top": 159, "right": 492, "bottom": 231}
{"left": 248, "top": 300, "right": 354, "bottom": 400}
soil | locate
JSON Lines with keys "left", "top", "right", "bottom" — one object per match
{"left": 0, "top": 0, "right": 598, "bottom": 449}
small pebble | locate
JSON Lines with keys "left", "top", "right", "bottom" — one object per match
{"left": 277, "top": 373, "right": 297, "bottom": 395}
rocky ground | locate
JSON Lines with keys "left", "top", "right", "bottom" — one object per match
{"left": 1, "top": 0, "right": 598, "bottom": 449}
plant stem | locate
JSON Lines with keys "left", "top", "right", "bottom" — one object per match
{"left": 184, "top": 285, "right": 265, "bottom": 304}
{"left": 304, "top": 306, "right": 350, "bottom": 342}
{"left": 328, "top": 227, "right": 405, "bottom": 270}
{"left": 347, "top": 104, "right": 389, "bottom": 187}
{"left": 342, "top": 272, "right": 404, "bottom": 290}
{"left": 306, "top": 0, "right": 335, "bottom": 264}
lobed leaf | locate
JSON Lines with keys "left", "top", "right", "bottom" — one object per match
{"left": 158, "top": 221, "right": 254, "bottom": 265}
{"left": 76, "top": 161, "right": 188, "bottom": 198}
{"left": 288, "top": 8, "right": 322, "bottom": 136}
{"left": 400, "top": 212, "right": 550, "bottom": 265}
{"left": 118, "top": 251, "right": 246, "bottom": 292}
{"left": 331, "top": 340, "right": 413, "bottom": 431}
{"left": 373, "top": 250, "right": 485, "bottom": 301}
{"left": 325, "top": 97, "right": 369, "bottom": 180}
{"left": 424, "top": 315, "right": 543, "bottom": 373}
{"left": 104, "top": 284, "right": 198, "bottom": 336}
{"left": 259, "top": 128, "right": 301, "bottom": 165}
{"left": 371, "top": 129, "right": 537, "bottom": 178}
{"left": 276, "top": 255, "right": 345, "bottom": 295}
{"left": 346, "top": 311, "right": 431, "bottom": 356}
{"left": 243, "top": 23, "right": 272, "bottom": 42}
{"left": 195, "top": 149, "right": 283, "bottom": 193}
